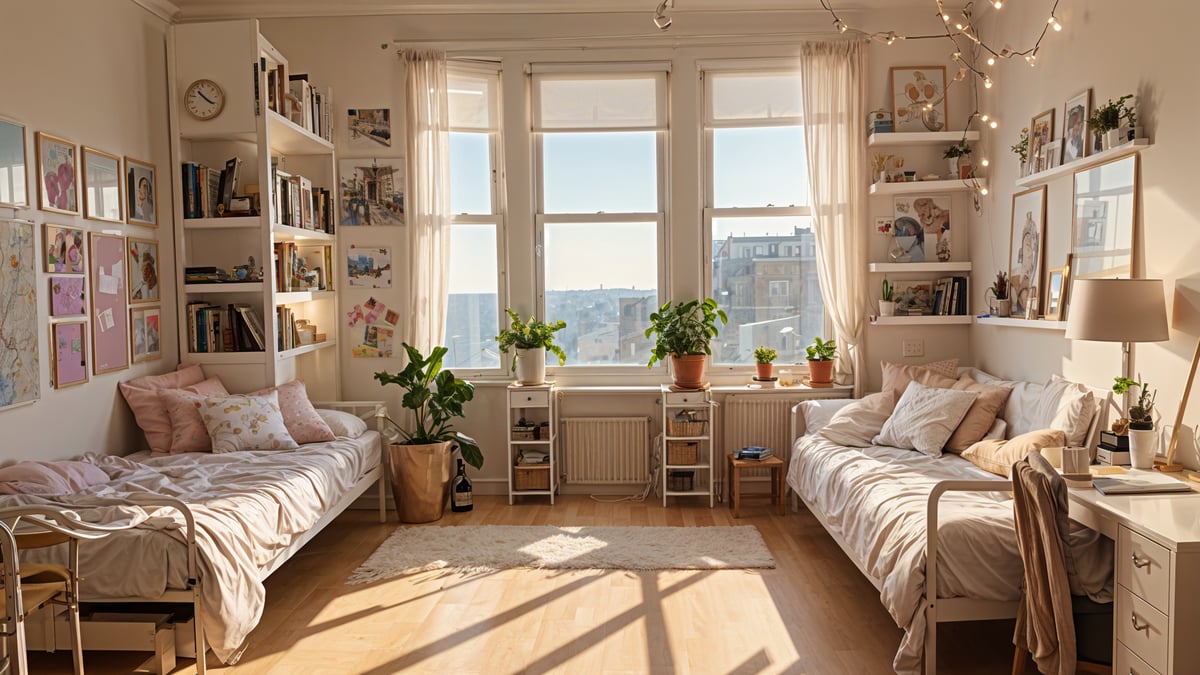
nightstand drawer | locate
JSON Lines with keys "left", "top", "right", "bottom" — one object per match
{"left": 1119, "top": 527, "right": 1171, "bottom": 612}
{"left": 1117, "top": 585, "right": 1169, "bottom": 674}
{"left": 511, "top": 390, "right": 549, "bottom": 407}
{"left": 1116, "top": 640, "right": 1161, "bottom": 675}
{"left": 664, "top": 391, "right": 707, "bottom": 406}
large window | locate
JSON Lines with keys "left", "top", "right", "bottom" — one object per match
{"left": 704, "top": 68, "right": 824, "bottom": 365}
{"left": 533, "top": 67, "right": 666, "bottom": 366}
{"left": 443, "top": 66, "right": 504, "bottom": 371}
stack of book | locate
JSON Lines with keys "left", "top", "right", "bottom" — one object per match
{"left": 932, "top": 276, "right": 969, "bottom": 316}
{"left": 867, "top": 110, "right": 894, "bottom": 135}
{"left": 271, "top": 164, "right": 334, "bottom": 233}
{"left": 183, "top": 266, "right": 230, "bottom": 284}
{"left": 185, "top": 302, "right": 264, "bottom": 353}
{"left": 735, "top": 446, "right": 773, "bottom": 461}
{"left": 1097, "top": 430, "right": 1131, "bottom": 465}
{"left": 286, "top": 73, "right": 332, "bottom": 142}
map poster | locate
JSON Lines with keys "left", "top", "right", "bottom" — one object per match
{"left": 0, "top": 219, "right": 40, "bottom": 410}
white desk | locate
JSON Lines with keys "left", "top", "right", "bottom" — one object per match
{"left": 1068, "top": 473, "right": 1200, "bottom": 674}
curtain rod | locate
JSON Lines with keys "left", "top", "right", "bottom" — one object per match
{"left": 393, "top": 30, "right": 857, "bottom": 53}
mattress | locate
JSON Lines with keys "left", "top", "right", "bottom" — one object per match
{"left": 8, "top": 431, "right": 381, "bottom": 664}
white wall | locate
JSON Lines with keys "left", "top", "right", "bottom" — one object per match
{"left": 969, "top": 0, "right": 1200, "bottom": 468}
{"left": 0, "top": 0, "right": 177, "bottom": 460}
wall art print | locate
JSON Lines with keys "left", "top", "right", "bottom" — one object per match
{"left": 35, "top": 131, "right": 78, "bottom": 215}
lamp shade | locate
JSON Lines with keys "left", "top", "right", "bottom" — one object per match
{"left": 1065, "top": 278, "right": 1169, "bottom": 342}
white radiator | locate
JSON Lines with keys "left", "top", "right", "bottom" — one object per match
{"left": 722, "top": 396, "right": 802, "bottom": 477}
{"left": 561, "top": 417, "right": 651, "bottom": 484}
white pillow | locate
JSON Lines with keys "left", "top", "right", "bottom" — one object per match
{"left": 797, "top": 398, "right": 858, "bottom": 436}
{"left": 316, "top": 409, "right": 369, "bottom": 439}
{"left": 1036, "top": 375, "right": 1097, "bottom": 447}
{"left": 817, "top": 391, "right": 896, "bottom": 447}
{"left": 873, "top": 381, "right": 978, "bottom": 457}
{"left": 983, "top": 417, "right": 1008, "bottom": 441}
{"left": 200, "top": 392, "right": 300, "bottom": 453}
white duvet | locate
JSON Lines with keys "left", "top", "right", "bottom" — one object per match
{"left": 787, "top": 433, "right": 1111, "bottom": 674}
{"left": 4, "top": 432, "right": 380, "bottom": 664}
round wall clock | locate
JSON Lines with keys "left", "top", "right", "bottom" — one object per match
{"left": 184, "top": 79, "right": 225, "bottom": 120}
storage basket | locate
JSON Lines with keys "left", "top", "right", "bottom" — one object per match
{"left": 513, "top": 464, "right": 550, "bottom": 491}
{"left": 667, "top": 470, "right": 695, "bottom": 492}
{"left": 511, "top": 429, "right": 536, "bottom": 441}
{"left": 667, "top": 419, "right": 707, "bottom": 437}
{"left": 667, "top": 441, "right": 699, "bottom": 465}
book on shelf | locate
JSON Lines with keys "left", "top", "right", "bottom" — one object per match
{"left": 217, "top": 156, "right": 242, "bottom": 213}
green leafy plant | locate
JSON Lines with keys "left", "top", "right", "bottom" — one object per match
{"left": 495, "top": 309, "right": 567, "bottom": 371}
{"left": 1088, "top": 94, "right": 1135, "bottom": 135}
{"left": 374, "top": 343, "right": 483, "bottom": 469}
{"left": 943, "top": 142, "right": 973, "bottom": 159}
{"left": 753, "top": 346, "right": 777, "bottom": 365}
{"left": 989, "top": 270, "right": 1009, "bottom": 300}
{"left": 645, "top": 298, "right": 729, "bottom": 368}
{"left": 1113, "top": 375, "right": 1156, "bottom": 430}
{"left": 1011, "top": 127, "right": 1029, "bottom": 165}
{"left": 805, "top": 336, "right": 837, "bottom": 362}
{"left": 881, "top": 277, "right": 894, "bottom": 302}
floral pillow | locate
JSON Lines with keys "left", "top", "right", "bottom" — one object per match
{"left": 248, "top": 380, "right": 335, "bottom": 445}
{"left": 199, "top": 392, "right": 299, "bottom": 453}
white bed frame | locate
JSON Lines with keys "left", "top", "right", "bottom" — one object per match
{"left": 788, "top": 388, "right": 1113, "bottom": 675}
{"left": 69, "top": 401, "right": 390, "bottom": 674}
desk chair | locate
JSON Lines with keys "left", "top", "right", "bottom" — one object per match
{"left": 0, "top": 507, "right": 119, "bottom": 675}
{"left": 1011, "top": 452, "right": 1113, "bottom": 675}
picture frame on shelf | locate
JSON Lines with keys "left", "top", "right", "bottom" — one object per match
{"left": 35, "top": 131, "right": 78, "bottom": 215}
{"left": 88, "top": 232, "right": 129, "bottom": 375}
{"left": 130, "top": 305, "right": 162, "bottom": 363}
{"left": 1041, "top": 140, "right": 1062, "bottom": 171}
{"left": 82, "top": 146, "right": 123, "bottom": 223}
{"left": 894, "top": 280, "right": 934, "bottom": 315}
{"left": 126, "top": 237, "right": 159, "bottom": 304}
{"left": 49, "top": 275, "right": 86, "bottom": 318}
{"left": 889, "top": 66, "right": 947, "bottom": 132}
{"left": 125, "top": 157, "right": 158, "bottom": 226}
{"left": 0, "top": 117, "right": 29, "bottom": 208}
{"left": 50, "top": 321, "right": 88, "bottom": 389}
{"left": 1071, "top": 154, "right": 1138, "bottom": 279}
{"left": 43, "top": 224, "right": 85, "bottom": 273}
{"left": 892, "top": 194, "right": 952, "bottom": 263}
{"left": 1029, "top": 108, "right": 1055, "bottom": 174}
{"left": 1043, "top": 263, "right": 1068, "bottom": 321}
{"left": 1061, "top": 89, "right": 1091, "bottom": 164}
{"left": 1009, "top": 186, "right": 1047, "bottom": 317}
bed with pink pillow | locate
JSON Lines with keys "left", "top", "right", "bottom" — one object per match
{"left": 2, "top": 365, "right": 387, "bottom": 669}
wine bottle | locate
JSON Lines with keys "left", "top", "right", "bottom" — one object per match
{"left": 451, "top": 458, "right": 473, "bottom": 512}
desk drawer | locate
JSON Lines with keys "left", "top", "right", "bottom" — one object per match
{"left": 664, "top": 391, "right": 707, "bottom": 406}
{"left": 1116, "top": 640, "right": 1161, "bottom": 675}
{"left": 1116, "top": 585, "right": 1169, "bottom": 674}
{"left": 511, "top": 390, "right": 549, "bottom": 407}
{"left": 1118, "top": 527, "right": 1172, "bottom": 612}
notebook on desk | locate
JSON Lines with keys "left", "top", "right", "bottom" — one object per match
{"left": 1092, "top": 473, "right": 1195, "bottom": 495}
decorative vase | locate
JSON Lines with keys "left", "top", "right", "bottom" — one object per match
{"left": 670, "top": 354, "right": 708, "bottom": 390}
{"left": 514, "top": 347, "right": 546, "bottom": 385}
{"left": 947, "top": 157, "right": 960, "bottom": 177}
{"left": 1103, "top": 129, "right": 1121, "bottom": 151}
{"left": 387, "top": 441, "right": 452, "bottom": 523}
{"left": 880, "top": 300, "right": 896, "bottom": 317}
{"left": 807, "top": 359, "right": 835, "bottom": 385}
{"left": 1129, "top": 428, "right": 1157, "bottom": 469}
{"left": 755, "top": 362, "right": 773, "bottom": 379}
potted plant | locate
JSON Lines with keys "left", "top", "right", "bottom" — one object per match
{"left": 988, "top": 271, "right": 1011, "bottom": 317}
{"left": 1087, "top": 94, "right": 1134, "bottom": 151}
{"left": 496, "top": 308, "right": 567, "bottom": 385}
{"left": 375, "top": 343, "right": 482, "bottom": 523}
{"left": 753, "top": 345, "right": 777, "bottom": 379}
{"left": 943, "top": 142, "right": 972, "bottom": 177}
{"left": 645, "top": 298, "right": 729, "bottom": 389}
{"left": 805, "top": 336, "right": 837, "bottom": 386}
{"left": 1112, "top": 375, "right": 1157, "bottom": 469}
{"left": 880, "top": 277, "right": 896, "bottom": 317}
{"left": 1011, "top": 128, "right": 1029, "bottom": 176}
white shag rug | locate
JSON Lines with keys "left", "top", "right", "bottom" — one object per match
{"left": 347, "top": 525, "right": 775, "bottom": 583}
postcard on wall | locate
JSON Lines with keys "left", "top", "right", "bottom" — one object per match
{"left": 50, "top": 275, "right": 86, "bottom": 317}
{"left": 347, "top": 108, "right": 391, "bottom": 148}
{"left": 339, "top": 158, "right": 405, "bottom": 226}
{"left": 352, "top": 324, "right": 395, "bottom": 358}
{"left": 347, "top": 245, "right": 392, "bottom": 287}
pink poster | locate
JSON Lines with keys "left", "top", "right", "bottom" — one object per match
{"left": 50, "top": 275, "right": 86, "bottom": 317}
{"left": 52, "top": 321, "right": 88, "bottom": 388}
{"left": 88, "top": 232, "right": 128, "bottom": 374}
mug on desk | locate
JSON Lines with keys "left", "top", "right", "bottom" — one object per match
{"left": 1040, "top": 446, "right": 1064, "bottom": 469}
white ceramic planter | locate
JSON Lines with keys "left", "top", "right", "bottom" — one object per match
{"left": 1129, "top": 428, "right": 1157, "bottom": 469}
{"left": 947, "top": 157, "right": 960, "bottom": 177}
{"left": 1103, "top": 129, "right": 1121, "bottom": 151}
{"left": 879, "top": 300, "right": 896, "bottom": 317}
{"left": 514, "top": 347, "right": 546, "bottom": 385}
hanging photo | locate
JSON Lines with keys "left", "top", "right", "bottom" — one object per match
{"left": 347, "top": 108, "right": 392, "bottom": 148}
{"left": 127, "top": 238, "right": 160, "bottom": 304}
{"left": 89, "top": 232, "right": 129, "bottom": 375}
{"left": 339, "top": 158, "right": 405, "bottom": 226}
{"left": 347, "top": 245, "right": 392, "bottom": 287}
{"left": 0, "top": 117, "right": 29, "bottom": 208}
{"left": 892, "top": 194, "right": 952, "bottom": 263}
{"left": 125, "top": 157, "right": 158, "bottom": 226}
{"left": 130, "top": 306, "right": 162, "bottom": 362}
{"left": 1009, "top": 186, "right": 1047, "bottom": 317}
{"left": 82, "top": 146, "right": 123, "bottom": 223}
{"left": 35, "top": 131, "right": 78, "bottom": 215}
{"left": 889, "top": 66, "right": 947, "bottom": 132}
{"left": 0, "top": 218, "right": 39, "bottom": 410}
{"left": 50, "top": 275, "right": 86, "bottom": 317}
{"left": 44, "top": 224, "right": 85, "bottom": 273}
{"left": 50, "top": 321, "right": 88, "bottom": 389}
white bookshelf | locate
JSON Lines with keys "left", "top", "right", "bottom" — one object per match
{"left": 868, "top": 130, "right": 981, "bottom": 147}
{"left": 870, "top": 179, "right": 987, "bottom": 195}
{"left": 1015, "top": 139, "right": 1150, "bottom": 188}
{"left": 975, "top": 316, "right": 1068, "bottom": 330}
{"left": 871, "top": 315, "right": 973, "bottom": 326}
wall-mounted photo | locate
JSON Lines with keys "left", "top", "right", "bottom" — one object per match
{"left": 130, "top": 306, "right": 162, "bottom": 363}
{"left": 347, "top": 108, "right": 391, "bottom": 148}
{"left": 0, "top": 218, "right": 38, "bottom": 410}
{"left": 125, "top": 157, "right": 158, "bottom": 226}
{"left": 1061, "top": 89, "right": 1091, "bottom": 164}
{"left": 889, "top": 66, "right": 947, "bottom": 132}
{"left": 346, "top": 245, "right": 392, "bottom": 288}
{"left": 127, "top": 237, "right": 159, "bottom": 304}
{"left": 83, "top": 146, "right": 123, "bottom": 223}
{"left": 1009, "top": 186, "right": 1047, "bottom": 316}
{"left": 51, "top": 321, "right": 88, "bottom": 389}
{"left": 339, "top": 158, "right": 405, "bottom": 226}
{"left": 50, "top": 275, "right": 87, "bottom": 318}
{"left": 0, "top": 117, "right": 29, "bottom": 208}
{"left": 44, "top": 224, "right": 85, "bottom": 274}
{"left": 892, "top": 194, "right": 952, "bottom": 263}
{"left": 89, "top": 232, "right": 129, "bottom": 375}
{"left": 36, "top": 131, "right": 78, "bottom": 215}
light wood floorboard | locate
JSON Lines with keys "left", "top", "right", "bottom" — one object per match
{"left": 27, "top": 495, "right": 1014, "bottom": 674}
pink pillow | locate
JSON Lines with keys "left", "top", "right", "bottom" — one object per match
{"left": 0, "top": 461, "right": 109, "bottom": 495}
{"left": 119, "top": 365, "right": 226, "bottom": 453}
{"left": 161, "top": 378, "right": 228, "bottom": 453}
{"left": 248, "top": 380, "right": 335, "bottom": 444}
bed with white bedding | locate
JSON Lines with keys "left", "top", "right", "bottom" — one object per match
{"left": 786, "top": 370, "right": 1115, "bottom": 674}
{"left": 4, "top": 413, "right": 384, "bottom": 669}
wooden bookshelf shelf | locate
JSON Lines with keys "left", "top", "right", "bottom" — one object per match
{"left": 1015, "top": 139, "right": 1150, "bottom": 188}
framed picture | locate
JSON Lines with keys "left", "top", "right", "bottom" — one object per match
{"left": 347, "top": 245, "right": 392, "bottom": 287}
{"left": 894, "top": 280, "right": 935, "bottom": 315}
{"left": 88, "top": 232, "right": 129, "bottom": 375}
{"left": 130, "top": 306, "right": 162, "bottom": 363}
{"left": 0, "top": 117, "right": 29, "bottom": 208}
{"left": 347, "top": 108, "right": 392, "bottom": 148}
{"left": 889, "top": 66, "right": 948, "bottom": 132}
{"left": 82, "top": 147, "right": 122, "bottom": 223}
{"left": 125, "top": 157, "right": 158, "bottom": 226}
{"left": 1009, "top": 186, "right": 1047, "bottom": 317}
{"left": 339, "top": 158, "right": 405, "bottom": 226}
{"left": 1029, "top": 109, "right": 1055, "bottom": 174}
{"left": 127, "top": 238, "right": 160, "bottom": 304}
{"left": 0, "top": 218, "right": 38, "bottom": 410}
{"left": 50, "top": 321, "right": 88, "bottom": 389}
{"left": 1041, "top": 140, "right": 1062, "bottom": 171}
{"left": 1072, "top": 154, "right": 1138, "bottom": 279}
{"left": 1043, "top": 264, "right": 1069, "bottom": 321}
{"left": 35, "top": 131, "right": 78, "bottom": 215}
{"left": 49, "top": 275, "right": 87, "bottom": 317}
{"left": 892, "top": 194, "right": 952, "bottom": 263}
{"left": 43, "top": 224, "right": 85, "bottom": 273}
{"left": 1061, "top": 89, "right": 1091, "bottom": 164}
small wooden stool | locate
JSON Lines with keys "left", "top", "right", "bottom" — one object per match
{"left": 726, "top": 453, "right": 786, "bottom": 518}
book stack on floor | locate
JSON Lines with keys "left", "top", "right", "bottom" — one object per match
{"left": 735, "top": 446, "right": 773, "bottom": 461}
{"left": 1097, "top": 430, "right": 1131, "bottom": 466}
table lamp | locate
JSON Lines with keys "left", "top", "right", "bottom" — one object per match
{"left": 1065, "top": 279, "right": 1181, "bottom": 470}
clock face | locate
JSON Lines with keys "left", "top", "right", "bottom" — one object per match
{"left": 185, "top": 79, "right": 224, "bottom": 120}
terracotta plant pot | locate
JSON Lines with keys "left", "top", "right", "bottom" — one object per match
{"left": 387, "top": 441, "right": 453, "bottom": 523}
{"left": 670, "top": 354, "right": 708, "bottom": 389}
{"left": 755, "top": 362, "right": 773, "bottom": 379}
{"left": 807, "top": 359, "right": 835, "bottom": 385}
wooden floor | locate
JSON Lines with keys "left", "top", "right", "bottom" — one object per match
{"left": 29, "top": 494, "right": 1016, "bottom": 674}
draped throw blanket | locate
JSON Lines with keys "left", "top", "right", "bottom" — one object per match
{"left": 800, "top": 40, "right": 870, "bottom": 393}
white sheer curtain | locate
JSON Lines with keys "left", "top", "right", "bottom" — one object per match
{"left": 402, "top": 49, "right": 452, "bottom": 353}
{"left": 800, "top": 40, "right": 870, "bottom": 394}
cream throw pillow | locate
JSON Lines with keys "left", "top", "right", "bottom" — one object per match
{"left": 880, "top": 359, "right": 959, "bottom": 401}
{"left": 944, "top": 376, "right": 1014, "bottom": 453}
{"left": 818, "top": 391, "right": 896, "bottom": 447}
{"left": 961, "top": 429, "right": 1067, "bottom": 477}
{"left": 1037, "top": 376, "right": 1097, "bottom": 447}
{"left": 200, "top": 392, "right": 299, "bottom": 453}
{"left": 873, "top": 381, "right": 978, "bottom": 457}
{"left": 797, "top": 398, "right": 859, "bottom": 436}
